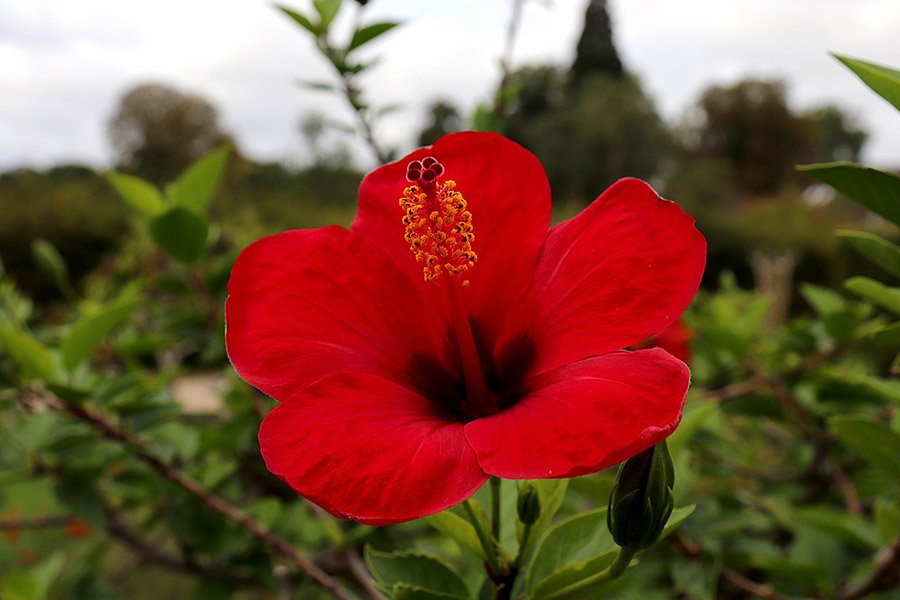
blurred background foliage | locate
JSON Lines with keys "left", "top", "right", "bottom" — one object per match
{"left": 0, "top": 0, "right": 898, "bottom": 598}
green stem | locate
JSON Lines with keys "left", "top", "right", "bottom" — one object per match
{"left": 542, "top": 546, "right": 637, "bottom": 600}
{"left": 462, "top": 499, "right": 502, "bottom": 577}
{"left": 491, "top": 477, "right": 502, "bottom": 542}
{"left": 514, "top": 522, "right": 533, "bottom": 569}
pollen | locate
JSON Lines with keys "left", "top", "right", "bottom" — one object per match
{"left": 399, "top": 156, "right": 477, "bottom": 283}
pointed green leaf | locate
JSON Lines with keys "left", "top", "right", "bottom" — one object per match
{"left": 530, "top": 551, "right": 618, "bottom": 600}
{"left": 660, "top": 504, "right": 696, "bottom": 538}
{"left": 872, "top": 322, "right": 900, "bottom": 347}
{"left": 425, "top": 510, "right": 486, "bottom": 559}
{"left": 297, "top": 79, "right": 336, "bottom": 92}
{"left": 830, "top": 416, "right": 900, "bottom": 483}
{"left": 313, "top": 0, "right": 341, "bottom": 30}
{"left": 838, "top": 230, "right": 900, "bottom": 278}
{"left": 845, "top": 276, "right": 900, "bottom": 314}
{"left": 798, "top": 162, "right": 900, "bottom": 226}
{"left": 61, "top": 295, "right": 141, "bottom": 371}
{"left": 31, "top": 238, "right": 74, "bottom": 298}
{"left": 527, "top": 478, "right": 568, "bottom": 545}
{"left": 834, "top": 54, "right": 900, "bottom": 111}
{"left": 348, "top": 21, "right": 400, "bottom": 53}
{"left": 276, "top": 5, "right": 321, "bottom": 36}
{"left": 105, "top": 171, "right": 166, "bottom": 217}
{"left": 165, "top": 145, "right": 230, "bottom": 213}
{"left": 149, "top": 207, "right": 210, "bottom": 264}
{"left": 0, "top": 322, "right": 59, "bottom": 381}
{"left": 364, "top": 548, "right": 469, "bottom": 599}
{"left": 393, "top": 585, "right": 469, "bottom": 600}
{"left": 527, "top": 508, "right": 616, "bottom": 590}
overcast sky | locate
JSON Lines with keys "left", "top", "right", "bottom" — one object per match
{"left": 1, "top": 0, "right": 898, "bottom": 172}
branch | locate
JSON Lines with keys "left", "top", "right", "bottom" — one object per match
{"left": 722, "top": 567, "right": 789, "bottom": 600}
{"left": 839, "top": 536, "right": 900, "bottom": 600}
{"left": 38, "top": 393, "right": 359, "bottom": 600}
{"left": 105, "top": 509, "right": 258, "bottom": 587}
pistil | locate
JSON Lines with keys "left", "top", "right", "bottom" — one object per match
{"left": 399, "top": 156, "right": 496, "bottom": 417}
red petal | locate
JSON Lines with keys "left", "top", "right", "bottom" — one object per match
{"left": 526, "top": 178, "right": 706, "bottom": 375}
{"left": 259, "top": 373, "right": 488, "bottom": 525}
{"left": 464, "top": 349, "right": 688, "bottom": 479}
{"left": 352, "top": 131, "right": 551, "bottom": 350}
{"left": 226, "top": 226, "right": 455, "bottom": 401}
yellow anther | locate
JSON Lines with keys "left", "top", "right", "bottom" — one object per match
{"left": 399, "top": 178, "right": 477, "bottom": 283}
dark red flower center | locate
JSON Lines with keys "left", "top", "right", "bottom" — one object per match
{"left": 398, "top": 157, "right": 514, "bottom": 420}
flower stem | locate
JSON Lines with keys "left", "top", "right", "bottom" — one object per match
{"left": 514, "top": 522, "right": 533, "bottom": 569}
{"left": 463, "top": 499, "right": 502, "bottom": 577}
{"left": 491, "top": 477, "right": 502, "bottom": 541}
{"left": 541, "top": 546, "right": 637, "bottom": 600}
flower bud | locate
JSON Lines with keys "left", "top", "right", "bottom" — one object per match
{"left": 606, "top": 440, "right": 675, "bottom": 550}
{"left": 517, "top": 483, "right": 541, "bottom": 525}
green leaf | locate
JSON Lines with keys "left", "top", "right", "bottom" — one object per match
{"left": 364, "top": 548, "right": 469, "bottom": 599}
{"left": 31, "top": 238, "right": 74, "bottom": 298}
{"left": 872, "top": 322, "right": 900, "bottom": 347}
{"left": 794, "top": 506, "right": 880, "bottom": 550}
{"left": 313, "top": 0, "right": 341, "bottom": 31}
{"left": 61, "top": 295, "right": 140, "bottom": 371}
{"left": 660, "top": 504, "right": 696, "bottom": 538}
{"left": 874, "top": 500, "right": 900, "bottom": 544}
{"left": 527, "top": 478, "right": 568, "bottom": 545}
{"left": 838, "top": 230, "right": 900, "bottom": 278}
{"left": 0, "top": 322, "right": 59, "bottom": 381}
{"left": 830, "top": 415, "right": 900, "bottom": 483}
{"left": 797, "top": 162, "right": 900, "bottom": 226}
{"left": 530, "top": 552, "right": 618, "bottom": 600}
{"left": 425, "top": 510, "right": 486, "bottom": 560}
{"left": 105, "top": 171, "right": 166, "bottom": 217}
{"left": 845, "top": 276, "right": 900, "bottom": 314}
{"left": 149, "top": 207, "right": 210, "bottom": 264}
{"left": 667, "top": 400, "right": 719, "bottom": 458}
{"left": 276, "top": 5, "right": 321, "bottom": 36}
{"left": 527, "top": 508, "right": 616, "bottom": 590}
{"left": 298, "top": 79, "right": 336, "bottom": 92}
{"left": 348, "top": 21, "right": 400, "bottom": 53}
{"left": 819, "top": 368, "right": 900, "bottom": 406}
{"left": 165, "top": 144, "right": 230, "bottom": 214}
{"left": 834, "top": 54, "right": 900, "bottom": 111}
{"left": 393, "top": 585, "right": 468, "bottom": 600}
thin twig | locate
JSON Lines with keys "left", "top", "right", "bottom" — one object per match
{"left": 38, "top": 393, "right": 359, "bottom": 600}
{"left": 722, "top": 567, "right": 788, "bottom": 600}
{"left": 839, "top": 535, "right": 900, "bottom": 600}
{"left": 343, "top": 547, "right": 387, "bottom": 600}
{"left": 105, "top": 509, "right": 258, "bottom": 587}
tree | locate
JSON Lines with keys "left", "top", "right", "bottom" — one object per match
{"left": 509, "top": 73, "right": 672, "bottom": 203}
{"left": 690, "top": 79, "right": 812, "bottom": 195}
{"left": 803, "top": 104, "right": 868, "bottom": 163}
{"left": 417, "top": 100, "right": 464, "bottom": 147}
{"left": 108, "top": 82, "right": 231, "bottom": 184}
{"left": 570, "top": 0, "right": 624, "bottom": 86}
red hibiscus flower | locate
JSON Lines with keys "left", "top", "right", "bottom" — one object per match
{"left": 226, "top": 132, "right": 706, "bottom": 525}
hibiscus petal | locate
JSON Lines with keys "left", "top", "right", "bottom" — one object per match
{"left": 527, "top": 178, "right": 706, "bottom": 375}
{"left": 259, "top": 372, "right": 488, "bottom": 525}
{"left": 226, "top": 226, "right": 455, "bottom": 401}
{"left": 352, "top": 131, "right": 551, "bottom": 349}
{"left": 464, "top": 349, "right": 688, "bottom": 479}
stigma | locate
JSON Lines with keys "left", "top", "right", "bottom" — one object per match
{"left": 399, "top": 156, "right": 477, "bottom": 283}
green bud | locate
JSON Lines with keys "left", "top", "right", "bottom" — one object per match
{"left": 606, "top": 440, "right": 675, "bottom": 550}
{"left": 517, "top": 483, "right": 541, "bottom": 525}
